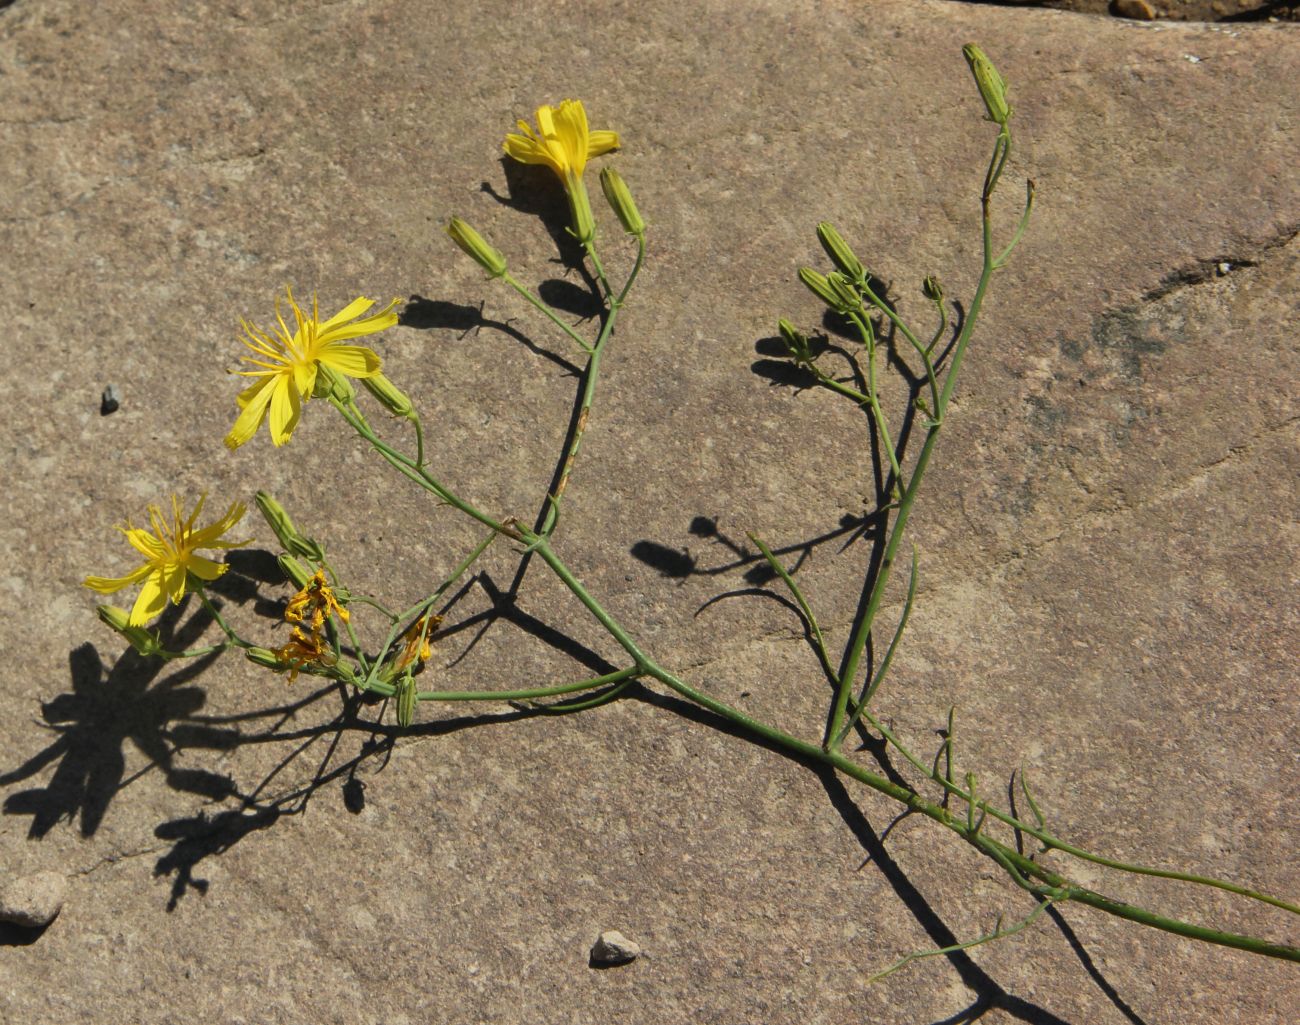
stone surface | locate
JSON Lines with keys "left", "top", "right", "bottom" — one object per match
{"left": 0, "top": 870, "right": 67, "bottom": 928}
{"left": 1, "top": 1, "right": 1297, "bottom": 1024}
{"left": 591, "top": 929, "right": 642, "bottom": 965}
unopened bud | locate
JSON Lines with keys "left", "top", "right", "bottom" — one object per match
{"left": 277, "top": 553, "right": 314, "bottom": 589}
{"left": 256, "top": 491, "right": 325, "bottom": 562}
{"left": 396, "top": 675, "right": 417, "bottom": 728}
{"left": 599, "top": 168, "right": 646, "bottom": 236}
{"left": 922, "top": 276, "right": 944, "bottom": 302}
{"left": 97, "top": 604, "right": 161, "bottom": 656}
{"left": 447, "top": 217, "right": 508, "bottom": 278}
{"left": 361, "top": 373, "right": 414, "bottom": 419}
{"left": 777, "top": 318, "right": 811, "bottom": 362}
{"left": 826, "top": 272, "right": 863, "bottom": 313}
{"left": 799, "top": 267, "right": 839, "bottom": 310}
{"left": 962, "top": 44, "right": 1011, "bottom": 126}
{"left": 816, "top": 222, "right": 865, "bottom": 283}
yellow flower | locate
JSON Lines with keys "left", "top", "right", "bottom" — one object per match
{"left": 225, "top": 287, "right": 400, "bottom": 450}
{"left": 504, "top": 99, "right": 619, "bottom": 242}
{"left": 284, "top": 570, "right": 350, "bottom": 634}
{"left": 84, "top": 495, "right": 248, "bottom": 626}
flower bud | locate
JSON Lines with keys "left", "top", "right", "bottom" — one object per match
{"left": 245, "top": 646, "right": 285, "bottom": 670}
{"left": 447, "top": 217, "right": 508, "bottom": 277}
{"left": 97, "top": 604, "right": 161, "bottom": 656}
{"left": 816, "top": 222, "right": 865, "bottom": 283}
{"left": 361, "top": 373, "right": 414, "bottom": 419}
{"left": 799, "top": 267, "right": 839, "bottom": 309}
{"left": 922, "top": 276, "right": 944, "bottom": 302}
{"left": 826, "top": 272, "right": 863, "bottom": 313}
{"left": 395, "top": 675, "right": 417, "bottom": 728}
{"left": 777, "top": 318, "right": 811, "bottom": 362}
{"left": 599, "top": 168, "right": 646, "bottom": 236}
{"left": 256, "top": 491, "right": 325, "bottom": 562}
{"left": 962, "top": 44, "right": 1011, "bottom": 126}
{"left": 277, "top": 553, "right": 314, "bottom": 589}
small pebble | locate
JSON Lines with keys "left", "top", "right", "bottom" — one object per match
{"left": 100, "top": 384, "right": 120, "bottom": 416}
{"left": 1114, "top": 0, "right": 1156, "bottom": 20}
{"left": 0, "top": 870, "right": 67, "bottom": 928}
{"left": 1216, "top": 262, "right": 1231, "bottom": 276}
{"left": 591, "top": 929, "right": 641, "bottom": 965}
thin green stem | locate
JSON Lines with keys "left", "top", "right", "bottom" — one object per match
{"left": 196, "top": 590, "right": 253, "bottom": 649}
{"left": 749, "top": 532, "right": 838, "bottom": 685}
{"left": 539, "top": 236, "right": 644, "bottom": 538}
{"left": 417, "top": 666, "right": 639, "bottom": 703}
{"left": 836, "top": 545, "right": 919, "bottom": 745}
{"left": 502, "top": 273, "right": 593, "bottom": 355}
{"left": 867, "top": 899, "right": 1055, "bottom": 983}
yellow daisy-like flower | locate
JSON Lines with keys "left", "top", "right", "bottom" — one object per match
{"left": 225, "top": 287, "right": 400, "bottom": 450}
{"left": 84, "top": 495, "right": 248, "bottom": 626}
{"left": 503, "top": 99, "right": 619, "bottom": 242}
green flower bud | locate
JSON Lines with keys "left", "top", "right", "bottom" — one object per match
{"left": 599, "top": 167, "right": 646, "bottom": 236}
{"left": 922, "top": 276, "right": 944, "bottom": 302}
{"left": 97, "top": 604, "right": 161, "bottom": 656}
{"left": 256, "top": 491, "right": 325, "bottom": 562}
{"left": 962, "top": 44, "right": 1011, "bottom": 126}
{"left": 816, "top": 222, "right": 865, "bottom": 283}
{"left": 245, "top": 646, "right": 285, "bottom": 670}
{"left": 277, "top": 553, "right": 314, "bottom": 589}
{"left": 396, "top": 675, "right": 417, "bottom": 728}
{"left": 777, "top": 318, "right": 811, "bottom": 362}
{"left": 361, "top": 372, "right": 414, "bottom": 419}
{"left": 799, "top": 267, "right": 839, "bottom": 309}
{"left": 447, "top": 217, "right": 508, "bottom": 278}
{"left": 826, "top": 272, "right": 863, "bottom": 313}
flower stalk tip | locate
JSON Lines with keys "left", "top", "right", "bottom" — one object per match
{"left": 963, "top": 44, "right": 1011, "bottom": 126}
{"left": 599, "top": 167, "right": 645, "bottom": 237}
{"left": 446, "top": 218, "right": 508, "bottom": 279}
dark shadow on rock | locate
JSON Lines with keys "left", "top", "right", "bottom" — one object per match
{"left": 815, "top": 766, "right": 1076, "bottom": 1025}
{"left": 0, "top": 599, "right": 236, "bottom": 839}
{"left": 0, "top": 920, "right": 51, "bottom": 948}
{"left": 401, "top": 294, "right": 581, "bottom": 376}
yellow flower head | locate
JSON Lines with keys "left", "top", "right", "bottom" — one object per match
{"left": 503, "top": 99, "right": 619, "bottom": 242}
{"left": 84, "top": 494, "right": 248, "bottom": 626}
{"left": 503, "top": 99, "right": 619, "bottom": 184}
{"left": 226, "top": 287, "right": 400, "bottom": 450}
{"left": 284, "top": 570, "right": 350, "bottom": 634}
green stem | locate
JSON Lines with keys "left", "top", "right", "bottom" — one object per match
{"left": 502, "top": 273, "right": 593, "bottom": 355}
{"left": 539, "top": 235, "right": 645, "bottom": 538}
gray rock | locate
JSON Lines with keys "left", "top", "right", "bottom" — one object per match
{"left": 0, "top": 871, "right": 67, "bottom": 929}
{"left": 591, "top": 930, "right": 641, "bottom": 965}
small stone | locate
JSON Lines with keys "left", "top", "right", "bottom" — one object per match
{"left": 591, "top": 929, "right": 641, "bottom": 965}
{"left": 1216, "top": 262, "right": 1231, "bottom": 276}
{"left": 1114, "top": 0, "right": 1156, "bottom": 20}
{"left": 100, "top": 384, "right": 120, "bottom": 415}
{"left": 0, "top": 871, "right": 67, "bottom": 928}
